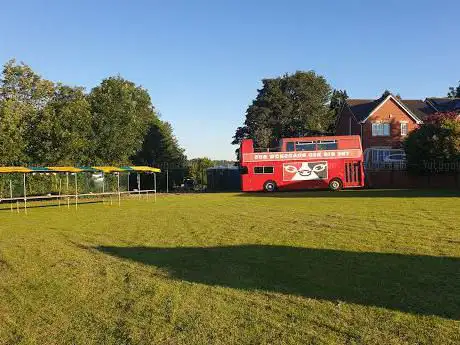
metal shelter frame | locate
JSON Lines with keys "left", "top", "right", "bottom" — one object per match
{"left": 0, "top": 166, "right": 160, "bottom": 212}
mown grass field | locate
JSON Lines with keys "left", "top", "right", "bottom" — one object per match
{"left": 0, "top": 190, "right": 459, "bottom": 345}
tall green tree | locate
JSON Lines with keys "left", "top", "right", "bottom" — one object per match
{"left": 448, "top": 81, "right": 460, "bottom": 98}
{"left": 0, "top": 59, "right": 54, "bottom": 107}
{"left": 89, "top": 77, "right": 156, "bottom": 164}
{"left": 330, "top": 89, "right": 348, "bottom": 131}
{"left": 27, "top": 85, "right": 93, "bottom": 165}
{"left": 0, "top": 59, "right": 186, "bottom": 173}
{"left": 133, "top": 118, "right": 186, "bottom": 191}
{"left": 0, "top": 59, "right": 54, "bottom": 165}
{"left": 380, "top": 89, "right": 392, "bottom": 99}
{"left": 134, "top": 117, "right": 186, "bottom": 167}
{"left": 188, "top": 157, "right": 213, "bottom": 185}
{"left": 0, "top": 100, "right": 28, "bottom": 165}
{"left": 232, "top": 71, "right": 334, "bottom": 148}
{"left": 330, "top": 89, "right": 348, "bottom": 113}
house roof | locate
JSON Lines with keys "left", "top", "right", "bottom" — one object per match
{"left": 345, "top": 99, "right": 380, "bottom": 122}
{"left": 426, "top": 97, "right": 460, "bottom": 112}
{"left": 400, "top": 100, "right": 436, "bottom": 120}
{"left": 345, "top": 96, "right": 436, "bottom": 123}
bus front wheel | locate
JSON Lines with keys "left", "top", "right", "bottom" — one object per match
{"left": 329, "top": 178, "right": 343, "bottom": 191}
{"left": 263, "top": 180, "right": 277, "bottom": 192}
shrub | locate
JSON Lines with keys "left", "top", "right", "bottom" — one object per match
{"left": 404, "top": 112, "right": 460, "bottom": 173}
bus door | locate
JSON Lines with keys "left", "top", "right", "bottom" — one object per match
{"left": 344, "top": 159, "right": 362, "bottom": 187}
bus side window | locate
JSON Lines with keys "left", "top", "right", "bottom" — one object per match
{"left": 254, "top": 166, "right": 274, "bottom": 174}
{"left": 296, "top": 141, "right": 316, "bottom": 151}
{"left": 240, "top": 166, "right": 248, "bottom": 174}
{"left": 264, "top": 167, "right": 274, "bottom": 174}
{"left": 286, "top": 142, "right": 295, "bottom": 151}
{"left": 317, "top": 141, "right": 338, "bottom": 150}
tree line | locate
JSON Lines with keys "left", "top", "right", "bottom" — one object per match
{"left": 2, "top": 60, "right": 459, "bottom": 179}
{"left": 0, "top": 59, "right": 186, "bottom": 168}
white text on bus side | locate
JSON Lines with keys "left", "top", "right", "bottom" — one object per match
{"left": 252, "top": 151, "right": 350, "bottom": 160}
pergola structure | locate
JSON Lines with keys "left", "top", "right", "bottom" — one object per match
{"left": 0, "top": 166, "right": 160, "bottom": 213}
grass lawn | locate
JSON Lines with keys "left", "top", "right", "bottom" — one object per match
{"left": 0, "top": 190, "right": 459, "bottom": 344}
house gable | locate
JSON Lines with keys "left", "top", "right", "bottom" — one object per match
{"left": 361, "top": 95, "right": 423, "bottom": 124}
{"left": 366, "top": 97, "right": 419, "bottom": 124}
{"left": 339, "top": 94, "right": 442, "bottom": 149}
{"left": 362, "top": 97, "right": 420, "bottom": 149}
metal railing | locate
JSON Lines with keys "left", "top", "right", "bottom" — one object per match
{"left": 0, "top": 189, "right": 157, "bottom": 212}
{"left": 253, "top": 147, "right": 281, "bottom": 153}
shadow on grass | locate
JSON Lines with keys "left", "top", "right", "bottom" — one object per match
{"left": 96, "top": 245, "right": 459, "bottom": 319}
{"left": 234, "top": 189, "right": 460, "bottom": 198}
{"left": 0, "top": 200, "right": 103, "bottom": 212}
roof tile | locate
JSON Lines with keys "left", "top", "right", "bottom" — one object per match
{"left": 345, "top": 97, "right": 436, "bottom": 122}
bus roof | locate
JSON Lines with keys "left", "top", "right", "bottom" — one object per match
{"left": 279, "top": 135, "right": 361, "bottom": 142}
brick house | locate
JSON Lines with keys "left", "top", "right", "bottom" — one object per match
{"left": 335, "top": 94, "right": 460, "bottom": 150}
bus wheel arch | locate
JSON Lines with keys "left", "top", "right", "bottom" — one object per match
{"left": 263, "top": 180, "right": 277, "bottom": 192}
{"left": 328, "top": 178, "right": 343, "bottom": 191}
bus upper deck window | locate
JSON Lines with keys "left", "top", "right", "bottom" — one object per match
{"left": 317, "top": 141, "right": 338, "bottom": 150}
{"left": 296, "top": 141, "right": 316, "bottom": 151}
{"left": 286, "top": 142, "right": 295, "bottom": 151}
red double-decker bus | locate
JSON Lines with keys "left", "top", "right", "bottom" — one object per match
{"left": 240, "top": 135, "right": 364, "bottom": 192}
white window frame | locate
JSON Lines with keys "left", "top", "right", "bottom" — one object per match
{"left": 295, "top": 141, "right": 316, "bottom": 151}
{"left": 317, "top": 140, "right": 338, "bottom": 150}
{"left": 400, "top": 121, "right": 408, "bottom": 136}
{"left": 371, "top": 122, "right": 391, "bottom": 137}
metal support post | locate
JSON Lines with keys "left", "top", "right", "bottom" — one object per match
{"left": 166, "top": 168, "right": 169, "bottom": 193}
{"left": 66, "top": 173, "right": 70, "bottom": 209}
{"left": 137, "top": 173, "right": 141, "bottom": 199}
{"left": 75, "top": 173, "right": 78, "bottom": 210}
{"left": 117, "top": 173, "right": 121, "bottom": 206}
{"left": 9, "top": 180, "right": 13, "bottom": 213}
{"left": 58, "top": 175, "right": 62, "bottom": 208}
{"left": 23, "top": 173, "right": 27, "bottom": 214}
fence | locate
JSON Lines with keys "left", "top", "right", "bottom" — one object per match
{"left": 366, "top": 170, "right": 460, "bottom": 189}
{"left": 363, "top": 148, "right": 460, "bottom": 189}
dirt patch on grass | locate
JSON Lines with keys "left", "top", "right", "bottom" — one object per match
{"left": 0, "top": 258, "right": 11, "bottom": 270}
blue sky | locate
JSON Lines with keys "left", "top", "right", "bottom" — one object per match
{"left": 1, "top": 0, "right": 459, "bottom": 160}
